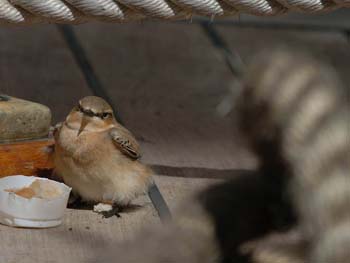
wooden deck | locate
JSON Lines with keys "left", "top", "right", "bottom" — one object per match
{"left": 0, "top": 11, "right": 349, "bottom": 262}
{"left": 0, "top": 176, "right": 220, "bottom": 263}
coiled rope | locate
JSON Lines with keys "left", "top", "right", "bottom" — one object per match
{"left": 0, "top": 0, "right": 349, "bottom": 24}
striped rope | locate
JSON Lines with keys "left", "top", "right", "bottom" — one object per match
{"left": 0, "top": 0, "right": 349, "bottom": 24}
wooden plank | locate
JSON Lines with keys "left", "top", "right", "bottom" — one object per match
{"left": 0, "top": 175, "right": 220, "bottom": 263}
{"left": 0, "top": 195, "right": 158, "bottom": 263}
{"left": 73, "top": 22, "right": 257, "bottom": 171}
{"left": 0, "top": 25, "right": 92, "bottom": 124}
{"left": 154, "top": 175, "right": 222, "bottom": 211}
{"left": 0, "top": 138, "right": 54, "bottom": 178}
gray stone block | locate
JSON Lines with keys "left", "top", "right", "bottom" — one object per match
{"left": 0, "top": 95, "right": 51, "bottom": 142}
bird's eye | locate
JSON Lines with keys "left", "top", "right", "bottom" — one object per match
{"left": 102, "top": 112, "right": 109, "bottom": 119}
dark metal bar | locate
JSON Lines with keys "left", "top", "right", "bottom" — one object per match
{"left": 193, "top": 18, "right": 350, "bottom": 33}
{"left": 0, "top": 94, "right": 10, "bottom": 101}
{"left": 148, "top": 184, "right": 172, "bottom": 223}
{"left": 345, "top": 31, "right": 350, "bottom": 43}
{"left": 57, "top": 24, "right": 123, "bottom": 124}
{"left": 200, "top": 21, "right": 245, "bottom": 116}
{"left": 200, "top": 21, "right": 245, "bottom": 77}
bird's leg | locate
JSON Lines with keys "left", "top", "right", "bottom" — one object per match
{"left": 68, "top": 193, "right": 83, "bottom": 209}
{"left": 93, "top": 201, "right": 123, "bottom": 218}
{"left": 101, "top": 204, "right": 122, "bottom": 218}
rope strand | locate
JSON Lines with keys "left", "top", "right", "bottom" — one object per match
{"left": 0, "top": 0, "right": 348, "bottom": 24}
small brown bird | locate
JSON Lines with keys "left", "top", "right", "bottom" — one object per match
{"left": 53, "top": 96, "right": 153, "bottom": 217}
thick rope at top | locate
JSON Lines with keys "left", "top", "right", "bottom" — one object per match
{"left": 0, "top": 0, "right": 349, "bottom": 24}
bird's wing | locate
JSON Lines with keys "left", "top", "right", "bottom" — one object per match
{"left": 52, "top": 122, "right": 63, "bottom": 139}
{"left": 109, "top": 126, "right": 141, "bottom": 160}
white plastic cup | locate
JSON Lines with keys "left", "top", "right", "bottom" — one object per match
{"left": 0, "top": 175, "right": 71, "bottom": 228}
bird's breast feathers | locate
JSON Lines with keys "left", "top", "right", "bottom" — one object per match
{"left": 56, "top": 124, "right": 113, "bottom": 162}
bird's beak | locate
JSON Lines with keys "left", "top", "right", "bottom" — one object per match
{"left": 78, "top": 115, "right": 89, "bottom": 136}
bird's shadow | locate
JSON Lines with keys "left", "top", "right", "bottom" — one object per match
{"left": 67, "top": 195, "right": 144, "bottom": 214}
{"left": 67, "top": 197, "right": 92, "bottom": 210}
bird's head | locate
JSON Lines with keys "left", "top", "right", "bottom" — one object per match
{"left": 66, "top": 96, "right": 115, "bottom": 136}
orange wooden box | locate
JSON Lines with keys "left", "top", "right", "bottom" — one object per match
{"left": 0, "top": 138, "right": 55, "bottom": 178}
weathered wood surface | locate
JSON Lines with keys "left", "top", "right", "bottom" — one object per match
{"left": 0, "top": 176, "right": 220, "bottom": 263}
{"left": 0, "top": 198, "right": 156, "bottom": 263}
{"left": 155, "top": 175, "right": 222, "bottom": 211}
{"left": 0, "top": 138, "right": 54, "bottom": 178}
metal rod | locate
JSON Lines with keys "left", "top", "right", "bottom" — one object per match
{"left": 0, "top": 94, "right": 10, "bottom": 101}
{"left": 148, "top": 183, "right": 172, "bottom": 223}
{"left": 57, "top": 24, "right": 123, "bottom": 124}
{"left": 200, "top": 21, "right": 245, "bottom": 77}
